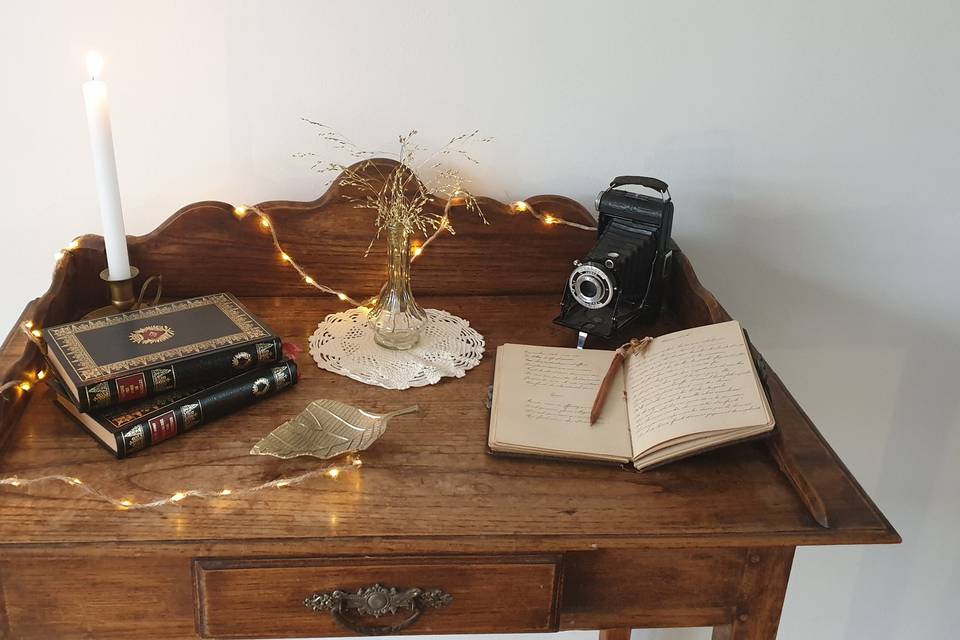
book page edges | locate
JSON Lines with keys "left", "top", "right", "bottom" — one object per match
{"left": 627, "top": 321, "right": 775, "bottom": 468}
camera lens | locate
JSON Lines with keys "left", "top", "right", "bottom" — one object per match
{"left": 569, "top": 264, "right": 615, "bottom": 309}
{"left": 578, "top": 279, "right": 599, "bottom": 299}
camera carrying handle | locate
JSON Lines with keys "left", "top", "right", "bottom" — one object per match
{"left": 609, "top": 176, "right": 671, "bottom": 201}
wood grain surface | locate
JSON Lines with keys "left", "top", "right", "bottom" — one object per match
{"left": 0, "top": 292, "right": 897, "bottom": 547}
{"left": 0, "top": 159, "right": 898, "bottom": 639}
{"left": 195, "top": 555, "right": 561, "bottom": 638}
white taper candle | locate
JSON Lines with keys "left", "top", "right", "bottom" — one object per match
{"left": 81, "top": 52, "right": 132, "bottom": 281}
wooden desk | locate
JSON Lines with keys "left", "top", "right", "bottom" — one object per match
{"left": 0, "top": 162, "right": 898, "bottom": 639}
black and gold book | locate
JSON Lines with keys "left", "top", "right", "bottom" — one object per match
{"left": 54, "top": 360, "right": 298, "bottom": 458}
{"left": 43, "top": 293, "right": 282, "bottom": 412}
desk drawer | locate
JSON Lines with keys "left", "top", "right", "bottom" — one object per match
{"left": 194, "top": 554, "right": 561, "bottom": 638}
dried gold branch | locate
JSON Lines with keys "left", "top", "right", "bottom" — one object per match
{"left": 299, "top": 123, "right": 490, "bottom": 252}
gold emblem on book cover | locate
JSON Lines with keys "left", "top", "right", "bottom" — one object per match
{"left": 181, "top": 402, "right": 203, "bottom": 429}
{"left": 232, "top": 351, "right": 254, "bottom": 369}
{"left": 272, "top": 365, "right": 292, "bottom": 390}
{"left": 87, "top": 382, "right": 112, "bottom": 409}
{"left": 252, "top": 377, "right": 271, "bottom": 396}
{"left": 151, "top": 367, "right": 175, "bottom": 391}
{"left": 129, "top": 325, "right": 176, "bottom": 345}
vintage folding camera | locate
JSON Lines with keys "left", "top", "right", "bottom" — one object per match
{"left": 554, "top": 176, "right": 674, "bottom": 344}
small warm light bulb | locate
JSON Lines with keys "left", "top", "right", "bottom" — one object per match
{"left": 276, "top": 479, "right": 291, "bottom": 487}
{"left": 336, "top": 292, "right": 348, "bottom": 301}
{"left": 280, "top": 252, "right": 290, "bottom": 262}
{"left": 119, "top": 499, "right": 133, "bottom": 507}
{"left": 511, "top": 201, "right": 529, "bottom": 213}
{"left": 9, "top": 479, "right": 22, "bottom": 487}
{"left": 233, "top": 205, "right": 248, "bottom": 218}
{"left": 304, "top": 276, "right": 316, "bottom": 285}
{"left": 327, "top": 468, "right": 341, "bottom": 478}
{"left": 24, "top": 321, "right": 33, "bottom": 329}
{"left": 219, "top": 488, "right": 232, "bottom": 496}
{"left": 260, "top": 217, "right": 270, "bottom": 228}
{"left": 170, "top": 492, "right": 187, "bottom": 502}
{"left": 31, "top": 329, "right": 42, "bottom": 338}
{"left": 543, "top": 214, "right": 557, "bottom": 225}
{"left": 36, "top": 370, "right": 46, "bottom": 380}
{"left": 18, "top": 382, "right": 31, "bottom": 392}
{"left": 68, "top": 477, "right": 82, "bottom": 485}
{"left": 411, "top": 243, "right": 423, "bottom": 257}
{"left": 352, "top": 457, "right": 363, "bottom": 467}
{"left": 86, "top": 51, "right": 104, "bottom": 80}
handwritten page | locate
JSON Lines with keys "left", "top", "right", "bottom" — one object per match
{"left": 624, "top": 320, "right": 773, "bottom": 457}
{"left": 488, "top": 344, "right": 633, "bottom": 461}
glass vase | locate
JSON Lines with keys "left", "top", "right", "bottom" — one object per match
{"left": 367, "top": 224, "right": 427, "bottom": 350}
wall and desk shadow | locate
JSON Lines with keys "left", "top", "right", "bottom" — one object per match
{"left": 678, "top": 196, "right": 959, "bottom": 640}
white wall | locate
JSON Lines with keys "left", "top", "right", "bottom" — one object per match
{"left": 1, "top": 1, "right": 958, "bottom": 638}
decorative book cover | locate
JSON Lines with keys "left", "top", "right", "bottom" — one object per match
{"left": 54, "top": 360, "right": 299, "bottom": 458}
{"left": 43, "top": 293, "right": 279, "bottom": 410}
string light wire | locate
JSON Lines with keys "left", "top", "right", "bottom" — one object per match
{"left": 234, "top": 204, "right": 364, "bottom": 306}
{"left": 509, "top": 200, "right": 598, "bottom": 231}
{"left": 232, "top": 199, "right": 597, "bottom": 295}
{"left": 0, "top": 201, "right": 594, "bottom": 503}
{"left": 0, "top": 457, "right": 363, "bottom": 510}
{"left": 1, "top": 200, "right": 595, "bottom": 400}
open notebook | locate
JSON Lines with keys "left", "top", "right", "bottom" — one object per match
{"left": 488, "top": 320, "right": 774, "bottom": 471}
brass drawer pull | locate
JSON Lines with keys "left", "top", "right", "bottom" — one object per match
{"left": 304, "top": 583, "right": 453, "bottom": 635}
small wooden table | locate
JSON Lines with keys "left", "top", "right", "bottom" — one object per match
{"left": 0, "top": 161, "right": 898, "bottom": 639}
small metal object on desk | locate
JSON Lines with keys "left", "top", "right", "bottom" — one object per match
{"left": 82, "top": 267, "right": 163, "bottom": 320}
{"left": 577, "top": 331, "right": 588, "bottom": 349}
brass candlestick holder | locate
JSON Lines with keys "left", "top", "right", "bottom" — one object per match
{"left": 83, "top": 266, "right": 163, "bottom": 320}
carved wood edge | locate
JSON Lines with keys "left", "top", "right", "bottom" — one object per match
{"left": 0, "top": 300, "right": 38, "bottom": 453}
{"left": 766, "top": 371, "right": 900, "bottom": 541}
{"left": 0, "top": 158, "right": 596, "bottom": 450}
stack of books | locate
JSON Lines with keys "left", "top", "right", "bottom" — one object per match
{"left": 42, "top": 293, "right": 298, "bottom": 458}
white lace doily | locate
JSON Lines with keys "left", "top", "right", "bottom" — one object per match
{"left": 309, "top": 307, "right": 485, "bottom": 389}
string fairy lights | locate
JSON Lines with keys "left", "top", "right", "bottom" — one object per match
{"left": 53, "top": 238, "right": 81, "bottom": 263}
{"left": 1, "top": 197, "right": 595, "bottom": 398}
{"left": 0, "top": 456, "right": 363, "bottom": 510}
{"left": 508, "top": 200, "right": 597, "bottom": 231}
{"left": 232, "top": 204, "right": 365, "bottom": 307}
{"left": 0, "top": 192, "right": 597, "bottom": 508}
{"left": 0, "top": 319, "right": 364, "bottom": 511}
{"left": 230, "top": 197, "right": 597, "bottom": 304}
{"left": 0, "top": 239, "right": 85, "bottom": 396}
{"left": 0, "top": 321, "right": 48, "bottom": 398}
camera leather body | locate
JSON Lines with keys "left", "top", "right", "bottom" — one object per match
{"left": 554, "top": 176, "right": 674, "bottom": 341}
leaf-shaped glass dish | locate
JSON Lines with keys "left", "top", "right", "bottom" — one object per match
{"left": 250, "top": 399, "right": 418, "bottom": 459}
